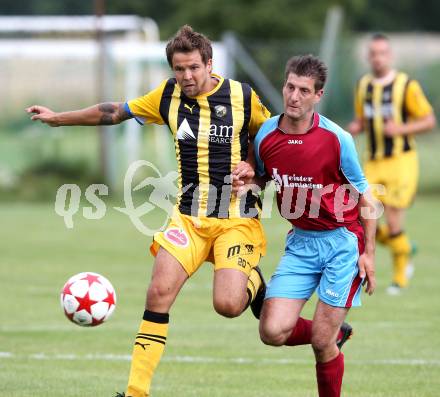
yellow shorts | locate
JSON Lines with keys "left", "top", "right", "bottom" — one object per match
{"left": 150, "top": 209, "right": 266, "bottom": 277}
{"left": 364, "top": 150, "right": 418, "bottom": 209}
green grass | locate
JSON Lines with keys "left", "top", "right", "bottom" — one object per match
{"left": 1, "top": 196, "right": 440, "bottom": 397}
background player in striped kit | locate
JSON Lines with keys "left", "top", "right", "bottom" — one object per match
{"left": 347, "top": 33, "right": 436, "bottom": 294}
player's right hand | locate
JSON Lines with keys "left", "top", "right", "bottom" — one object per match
{"left": 347, "top": 120, "right": 363, "bottom": 135}
{"left": 358, "top": 252, "right": 376, "bottom": 295}
{"left": 26, "top": 105, "right": 59, "bottom": 127}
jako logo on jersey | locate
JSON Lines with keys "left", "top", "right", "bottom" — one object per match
{"left": 176, "top": 119, "right": 196, "bottom": 140}
{"left": 164, "top": 228, "right": 189, "bottom": 248}
{"left": 288, "top": 139, "right": 303, "bottom": 145}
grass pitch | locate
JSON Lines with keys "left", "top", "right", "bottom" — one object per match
{"left": 1, "top": 195, "right": 439, "bottom": 397}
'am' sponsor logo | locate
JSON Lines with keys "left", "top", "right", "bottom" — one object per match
{"left": 208, "top": 124, "right": 233, "bottom": 144}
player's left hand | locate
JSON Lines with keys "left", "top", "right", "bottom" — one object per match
{"left": 384, "top": 119, "right": 403, "bottom": 137}
{"left": 231, "top": 161, "right": 255, "bottom": 196}
{"left": 358, "top": 252, "right": 376, "bottom": 295}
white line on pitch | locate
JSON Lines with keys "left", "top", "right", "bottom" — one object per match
{"left": 0, "top": 321, "right": 431, "bottom": 332}
{"left": 1, "top": 352, "right": 440, "bottom": 366}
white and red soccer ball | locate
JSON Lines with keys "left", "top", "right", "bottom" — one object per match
{"left": 60, "top": 272, "right": 116, "bottom": 327}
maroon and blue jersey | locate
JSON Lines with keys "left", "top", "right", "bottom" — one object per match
{"left": 257, "top": 113, "right": 368, "bottom": 307}
{"left": 255, "top": 113, "right": 368, "bottom": 249}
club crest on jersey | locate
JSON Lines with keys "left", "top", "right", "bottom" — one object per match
{"left": 215, "top": 105, "right": 227, "bottom": 118}
{"left": 164, "top": 228, "right": 189, "bottom": 248}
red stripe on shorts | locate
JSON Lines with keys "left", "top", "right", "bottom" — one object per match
{"left": 345, "top": 274, "right": 362, "bottom": 308}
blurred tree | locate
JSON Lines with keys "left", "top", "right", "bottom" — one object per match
{"left": 108, "top": 0, "right": 368, "bottom": 40}
{"left": 1, "top": 0, "right": 440, "bottom": 38}
{"left": 348, "top": 0, "right": 440, "bottom": 32}
{"left": 0, "top": 0, "right": 92, "bottom": 14}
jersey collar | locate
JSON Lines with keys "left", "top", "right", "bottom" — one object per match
{"left": 277, "top": 112, "right": 319, "bottom": 135}
{"left": 371, "top": 69, "right": 397, "bottom": 86}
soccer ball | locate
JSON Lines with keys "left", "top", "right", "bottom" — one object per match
{"left": 60, "top": 272, "right": 116, "bottom": 327}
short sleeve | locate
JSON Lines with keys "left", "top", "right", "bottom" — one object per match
{"left": 248, "top": 89, "right": 270, "bottom": 137}
{"left": 405, "top": 80, "right": 433, "bottom": 119}
{"left": 354, "top": 82, "right": 363, "bottom": 119}
{"left": 254, "top": 140, "right": 266, "bottom": 177}
{"left": 254, "top": 116, "right": 280, "bottom": 177}
{"left": 125, "top": 80, "right": 168, "bottom": 125}
{"left": 339, "top": 130, "right": 369, "bottom": 194}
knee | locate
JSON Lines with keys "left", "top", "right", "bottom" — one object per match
{"left": 259, "top": 322, "right": 286, "bottom": 346}
{"left": 213, "top": 296, "right": 243, "bottom": 318}
{"left": 147, "top": 282, "right": 174, "bottom": 307}
{"left": 311, "top": 333, "right": 333, "bottom": 355}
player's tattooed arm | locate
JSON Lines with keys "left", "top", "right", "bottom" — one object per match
{"left": 97, "top": 102, "right": 132, "bottom": 125}
{"left": 27, "top": 102, "right": 132, "bottom": 127}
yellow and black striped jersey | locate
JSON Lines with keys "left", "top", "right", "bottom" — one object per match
{"left": 126, "top": 74, "right": 270, "bottom": 218}
{"left": 354, "top": 71, "right": 433, "bottom": 160}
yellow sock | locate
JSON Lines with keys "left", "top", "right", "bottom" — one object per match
{"left": 388, "top": 232, "right": 411, "bottom": 287}
{"left": 247, "top": 267, "right": 262, "bottom": 302}
{"left": 126, "top": 311, "right": 169, "bottom": 397}
{"left": 376, "top": 224, "right": 390, "bottom": 245}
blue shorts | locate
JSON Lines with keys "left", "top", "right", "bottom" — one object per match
{"left": 265, "top": 227, "right": 363, "bottom": 308}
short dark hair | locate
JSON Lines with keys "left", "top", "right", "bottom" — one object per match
{"left": 284, "top": 55, "right": 328, "bottom": 91}
{"left": 165, "top": 25, "right": 213, "bottom": 68}
{"left": 371, "top": 32, "right": 390, "bottom": 42}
